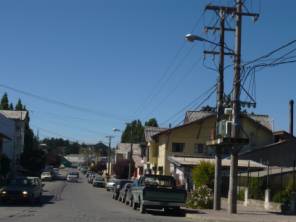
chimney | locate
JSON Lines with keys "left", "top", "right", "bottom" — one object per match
{"left": 289, "top": 100, "right": 294, "bottom": 136}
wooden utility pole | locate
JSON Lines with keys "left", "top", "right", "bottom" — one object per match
{"left": 228, "top": 0, "right": 243, "bottom": 214}
{"left": 204, "top": 0, "right": 259, "bottom": 214}
{"left": 106, "top": 135, "right": 114, "bottom": 176}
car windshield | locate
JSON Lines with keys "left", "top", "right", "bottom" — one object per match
{"left": 8, "top": 178, "right": 33, "bottom": 186}
{"left": 143, "top": 176, "right": 175, "bottom": 188}
{"left": 95, "top": 177, "right": 104, "bottom": 181}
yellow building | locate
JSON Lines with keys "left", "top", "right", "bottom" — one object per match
{"left": 145, "top": 111, "right": 274, "bottom": 176}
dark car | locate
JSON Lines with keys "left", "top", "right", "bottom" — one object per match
{"left": 0, "top": 177, "right": 43, "bottom": 204}
{"left": 118, "top": 182, "right": 132, "bottom": 203}
{"left": 125, "top": 180, "right": 137, "bottom": 206}
{"left": 130, "top": 175, "right": 187, "bottom": 214}
{"left": 112, "top": 179, "right": 133, "bottom": 200}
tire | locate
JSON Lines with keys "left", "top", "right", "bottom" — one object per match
{"left": 132, "top": 200, "right": 137, "bottom": 210}
{"left": 125, "top": 198, "right": 129, "bottom": 205}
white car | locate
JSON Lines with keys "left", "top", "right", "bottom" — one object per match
{"left": 106, "top": 179, "right": 117, "bottom": 191}
{"left": 66, "top": 172, "right": 79, "bottom": 182}
{"left": 41, "top": 172, "right": 53, "bottom": 181}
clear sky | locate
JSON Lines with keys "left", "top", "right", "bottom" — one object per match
{"left": 0, "top": 0, "right": 295, "bottom": 146}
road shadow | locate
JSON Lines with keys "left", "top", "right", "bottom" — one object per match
{"left": 0, "top": 194, "right": 55, "bottom": 208}
{"left": 145, "top": 209, "right": 187, "bottom": 217}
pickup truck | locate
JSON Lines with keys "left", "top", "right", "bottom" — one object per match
{"left": 130, "top": 175, "right": 187, "bottom": 214}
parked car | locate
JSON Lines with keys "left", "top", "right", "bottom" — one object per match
{"left": 130, "top": 175, "right": 187, "bottom": 214}
{"left": 112, "top": 179, "right": 133, "bottom": 200}
{"left": 106, "top": 179, "right": 117, "bottom": 192}
{"left": 118, "top": 182, "right": 132, "bottom": 203}
{"left": 0, "top": 177, "right": 42, "bottom": 204}
{"left": 88, "top": 173, "right": 96, "bottom": 184}
{"left": 66, "top": 172, "right": 79, "bottom": 182}
{"left": 124, "top": 181, "right": 136, "bottom": 206}
{"left": 41, "top": 171, "right": 53, "bottom": 181}
{"left": 92, "top": 176, "right": 105, "bottom": 188}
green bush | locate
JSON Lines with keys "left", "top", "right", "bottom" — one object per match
{"left": 249, "top": 178, "right": 264, "bottom": 200}
{"left": 237, "top": 188, "right": 245, "bottom": 201}
{"left": 192, "top": 161, "right": 215, "bottom": 189}
{"left": 186, "top": 185, "right": 213, "bottom": 209}
{"left": 272, "top": 179, "right": 294, "bottom": 203}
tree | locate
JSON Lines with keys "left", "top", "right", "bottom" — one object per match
{"left": 112, "top": 159, "right": 134, "bottom": 179}
{"left": 121, "top": 120, "right": 145, "bottom": 143}
{"left": 15, "top": 98, "right": 24, "bottom": 111}
{"left": 145, "top": 118, "right": 159, "bottom": 127}
{"left": 192, "top": 161, "right": 215, "bottom": 189}
{"left": 20, "top": 149, "right": 46, "bottom": 176}
{"left": 9, "top": 103, "right": 14, "bottom": 110}
{"left": 0, "top": 93, "right": 9, "bottom": 110}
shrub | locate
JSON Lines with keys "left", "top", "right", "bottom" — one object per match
{"left": 237, "top": 188, "right": 245, "bottom": 201}
{"left": 186, "top": 185, "right": 213, "bottom": 209}
{"left": 249, "top": 177, "right": 264, "bottom": 200}
{"left": 272, "top": 179, "right": 294, "bottom": 203}
{"left": 192, "top": 161, "right": 215, "bottom": 189}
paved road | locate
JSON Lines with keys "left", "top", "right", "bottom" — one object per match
{"left": 0, "top": 172, "right": 192, "bottom": 222}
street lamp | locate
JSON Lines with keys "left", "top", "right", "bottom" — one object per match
{"left": 185, "top": 33, "right": 234, "bottom": 53}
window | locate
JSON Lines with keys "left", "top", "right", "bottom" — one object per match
{"left": 172, "top": 143, "right": 184, "bottom": 152}
{"left": 194, "top": 144, "right": 204, "bottom": 154}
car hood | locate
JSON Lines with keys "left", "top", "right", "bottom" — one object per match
{"left": 1, "top": 186, "right": 34, "bottom": 192}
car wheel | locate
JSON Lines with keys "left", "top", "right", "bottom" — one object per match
{"left": 125, "top": 198, "right": 129, "bottom": 205}
{"left": 132, "top": 200, "right": 137, "bottom": 210}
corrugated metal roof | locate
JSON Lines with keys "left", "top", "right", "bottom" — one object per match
{"left": 144, "top": 126, "right": 167, "bottom": 142}
{"left": 0, "top": 110, "right": 28, "bottom": 121}
{"left": 168, "top": 156, "right": 266, "bottom": 169}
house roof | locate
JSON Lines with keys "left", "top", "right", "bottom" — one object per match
{"left": 152, "top": 111, "right": 272, "bottom": 139}
{"left": 184, "top": 111, "right": 272, "bottom": 130}
{"left": 168, "top": 156, "right": 266, "bottom": 169}
{"left": 116, "top": 143, "right": 145, "bottom": 167}
{"left": 0, "top": 110, "right": 28, "bottom": 121}
{"left": 240, "top": 166, "right": 295, "bottom": 178}
{"left": 144, "top": 126, "right": 168, "bottom": 142}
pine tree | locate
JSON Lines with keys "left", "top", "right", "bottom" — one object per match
{"left": 0, "top": 93, "right": 9, "bottom": 110}
{"left": 15, "top": 98, "right": 24, "bottom": 111}
{"left": 145, "top": 118, "right": 159, "bottom": 127}
{"left": 9, "top": 103, "right": 14, "bottom": 110}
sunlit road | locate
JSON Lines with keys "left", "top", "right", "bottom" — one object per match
{"left": 0, "top": 171, "right": 192, "bottom": 222}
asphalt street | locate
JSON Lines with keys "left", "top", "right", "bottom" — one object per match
{"left": 0, "top": 171, "right": 193, "bottom": 222}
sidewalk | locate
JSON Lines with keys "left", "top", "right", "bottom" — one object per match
{"left": 186, "top": 199, "right": 296, "bottom": 222}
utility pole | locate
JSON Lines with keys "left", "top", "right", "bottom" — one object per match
{"left": 128, "top": 123, "right": 133, "bottom": 179}
{"left": 106, "top": 135, "right": 114, "bottom": 176}
{"left": 204, "top": 0, "right": 259, "bottom": 214}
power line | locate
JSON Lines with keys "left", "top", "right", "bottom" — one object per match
{"left": 0, "top": 84, "right": 127, "bottom": 122}
{"left": 143, "top": 53, "right": 204, "bottom": 119}
{"left": 160, "top": 84, "right": 217, "bottom": 125}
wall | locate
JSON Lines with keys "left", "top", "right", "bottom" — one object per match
{"left": 156, "top": 116, "right": 274, "bottom": 176}
{"left": 0, "top": 113, "right": 15, "bottom": 160}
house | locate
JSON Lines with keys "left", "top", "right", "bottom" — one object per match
{"left": 0, "top": 111, "right": 28, "bottom": 173}
{"left": 0, "top": 113, "right": 14, "bottom": 159}
{"left": 115, "top": 143, "right": 146, "bottom": 178}
{"left": 144, "top": 126, "right": 168, "bottom": 174}
{"left": 147, "top": 110, "right": 274, "bottom": 176}
{"left": 168, "top": 156, "right": 266, "bottom": 191}
{"left": 240, "top": 131, "right": 296, "bottom": 167}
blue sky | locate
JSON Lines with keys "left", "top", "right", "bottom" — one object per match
{"left": 0, "top": 0, "right": 295, "bottom": 145}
